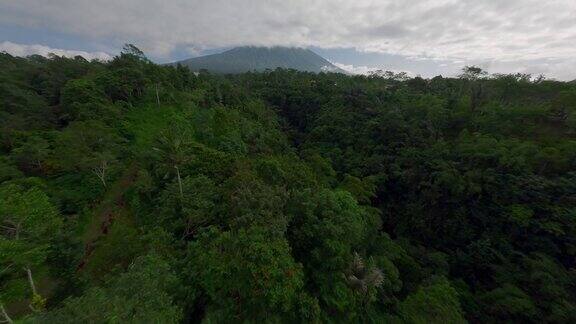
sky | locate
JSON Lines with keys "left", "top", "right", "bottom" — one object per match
{"left": 1, "top": 0, "right": 575, "bottom": 80}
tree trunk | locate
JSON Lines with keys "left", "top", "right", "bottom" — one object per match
{"left": 25, "top": 267, "right": 45, "bottom": 313}
{"left": 175, "top": 165, "right": 183, "bottom": 200}
{"left": 93, "top": 160, "right": 108, "bottom": 187}
{"left": 25, "top": 267, "right": 37, "bottom": 296}
{"left": 101, "top": 160, "right": 107, "bottom": 187}
{"left": 155, "top": 83, "right": 161, "bottom": 108}
{"left": 0, "top": 303, "right": 13, "bottom": 324}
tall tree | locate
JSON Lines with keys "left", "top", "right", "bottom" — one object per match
{"left": 152, "top": 125, "right": 196, "bottom": 200}
{"left": 0, "top": 183, "right": 61, "bottom": 320}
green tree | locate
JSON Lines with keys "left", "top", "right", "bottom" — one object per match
{"left": 11, "top": 135, "right": 51, "bottom": 173}
{"left": 0, "top": 183, "right": 61, "bottom": 320}
{"left": 399, "top": 279, "right": 467, "bottom": 324}
{"left": 54, "top": 120, "right": 123, "bottom": 187}
{"left": 344, "top": 252, "right": 384, "bottom": 306}
{"left": 39, "top": 253, "right": 182, "bottom": 323}
{"left": 152, "top": 125, "right": 196, "bottom": 200}
{"left": 158, "top": 175, "right": 219, "bottom": 239}
{"left": 189, "top": 226, "right": 307, "bottom": 321}
{"left": 287, "top": 189, "right": 377, "bottom": 317}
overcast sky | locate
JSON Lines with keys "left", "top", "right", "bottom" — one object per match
{"left": 1, "top": 0, "right": 575, "bottom": 80}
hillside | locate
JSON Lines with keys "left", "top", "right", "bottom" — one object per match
{"left": 172, "top": 46, "right": 345, "bottom": 74}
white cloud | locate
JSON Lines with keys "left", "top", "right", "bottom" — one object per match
{"left": 1, "top": 0, "right": 576, "bottom": 79}
{"left": 0, "top": 41, "right": 111, "bottom": 61}
{"left": 333, "top": 62, "right": 414, "bottom": 77}
{"left": 333, "top": 62, "right": 379, "bottom": 75}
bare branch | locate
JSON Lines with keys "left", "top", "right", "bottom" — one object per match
{"left": 0, "top": 304, "right": 13, "bottom": 324}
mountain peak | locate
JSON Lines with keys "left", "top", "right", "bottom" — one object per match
{"left": 173, "top": 46, "right": 344, "bottom": 74}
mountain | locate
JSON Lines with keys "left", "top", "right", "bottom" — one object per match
{"left": 172, "top": 46, "right": 345, "bottom": 74}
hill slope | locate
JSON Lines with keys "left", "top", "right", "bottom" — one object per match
{"left": 172, "top": 46, "right": 345, "bottom": 74}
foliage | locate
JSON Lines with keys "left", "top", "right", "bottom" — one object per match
{"left": 1, "top": 50, "right": 575, "bottom": 323}
{"left": 37, "top": 253, "right": 182, "bottom": 323}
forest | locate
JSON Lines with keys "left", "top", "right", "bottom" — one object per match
{"left": 1, "top": 45, "right": 575, "bottom": 323}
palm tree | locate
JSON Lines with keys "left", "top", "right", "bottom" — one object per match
{"left": 345, "top": 252, "right": 384, "bottom": 296}
{"left": 152, "top": 126, "right": 192, "bottom": 200}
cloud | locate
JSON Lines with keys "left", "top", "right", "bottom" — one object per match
{"left": 332, "top": 62, "right": 380, "bottom": 75}
{"left": 0, "top": 41, "right": 111, "bottom": 60}
{"left": 333, "top": 62, "right": 413, "bottom": 76}
{"left": 1, "top": 1, "right": 575, "bottom": 79}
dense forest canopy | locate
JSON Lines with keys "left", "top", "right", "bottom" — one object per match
{"left": 1, "top": 45, "right": 575, "bottom": 323}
